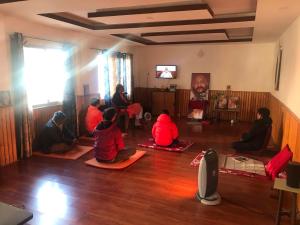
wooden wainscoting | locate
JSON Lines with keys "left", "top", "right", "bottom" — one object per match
{"left": 134, "top": 88, "right": 270, "bottom": 122}
{"left": 269, "top": 94, "right": 300, "bottom": 208}
{"left": 269, "top": 94, "right": 300, "bottom": 160}
{"left": 32, "top": 105, "right": 62, "bottom": 138}
{"left": 0, "top": 107, "right": 17, "bottom": 166}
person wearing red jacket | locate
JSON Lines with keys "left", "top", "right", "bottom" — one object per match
{"left": 152, "top": 110, "right": 179, "bottom": 147}
{"left": 85, "top": 98, "right": 103, "bottom": 135}
{"left": 94, "top": 107, "right": 136, "bottom": 162}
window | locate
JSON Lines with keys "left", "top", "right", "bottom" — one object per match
{"left": 23, "top": 47, "right": 68, "bottom": 107}
{"left": 98, "top": 51, "right": 132, "bottom": 101}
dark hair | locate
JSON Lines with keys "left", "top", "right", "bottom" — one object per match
{"left": 257, "top": 107, "right": 270, "bottom": 118}
{"left": 162, "top": 109, "right": 169, "bottom": 115}
{"left": 90, "top": 98, "right": 100, "bottom": 106}
{"left": 116, "top": 84, "right": 124, "bottom": 93}
{"left": 103, "top": 107, "right": 116, "bottom": 121}
{"left": 52, "top": 111, "right": 66, "bottom": 124}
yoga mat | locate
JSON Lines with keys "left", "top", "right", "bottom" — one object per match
{"left": 33, "top": 145, "right": 93, "bottom": 160}
{"left": 190, "top": 152, "right": 267, "bottom": 178}
{"left": 79, "top": 136, "right": 95, "bottom": 141}
{"left": 78, "top": 136, "right": 95, "bottom": 146}
{"left": 85, "top": 150, "right": 146, "bottom": 170}
{"left": 138, "top": 139, "right": 193, "bottom": 152}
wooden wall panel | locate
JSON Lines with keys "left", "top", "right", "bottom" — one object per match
{"left": 0, "top": 107, "right": 17, "bottom": 166}
{"left": 32, "top": 105, "right": 62, "bottom": 138}
{"left": 268, "top": 94, "right": 300, "bottom": 209}
{"left": 134, "top": 88, "right": 270, "bottom": 122}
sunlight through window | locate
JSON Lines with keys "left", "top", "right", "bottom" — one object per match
{"left": 97, "top": 52, "right": 132, "bottom": 100}
{"left": 24, "top": 47, "right": 68, "bottom": 107}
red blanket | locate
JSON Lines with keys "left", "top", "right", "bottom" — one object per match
{"left": 138, "top": 139, "right": 193, "bottom": 152}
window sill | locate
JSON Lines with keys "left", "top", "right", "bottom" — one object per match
{"left": 32, "top": 102, "right": 62, "bottom": 109}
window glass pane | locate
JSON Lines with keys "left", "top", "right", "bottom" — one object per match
{"left": 97, "top": 52, "right": 132, "bottom": 100}
{"left": 24, "top": 47, "right": 68, "bottom": 107}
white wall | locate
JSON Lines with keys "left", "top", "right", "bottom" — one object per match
{"left": 132, "top": 42, "right": 276, "bottom": 92}
{"left": 272, "top": 16, "right": 300, "bottom": 118}
{"left": 0, "top": 12, "right": 133, "bottom": 95}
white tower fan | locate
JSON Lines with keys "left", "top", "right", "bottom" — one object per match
{"left": 196, "top": 149, "right": 221, "bottom": 205}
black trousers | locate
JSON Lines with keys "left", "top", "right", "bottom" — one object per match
{"left": 96, "top": 148, "right": 136, "bottom": 163}
{"left": 232, "top": 141, "right": 259, "bottom": 152}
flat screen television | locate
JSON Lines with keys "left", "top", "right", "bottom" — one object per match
{"left": 156, "top": 65, "right": 177, "bottom": 79}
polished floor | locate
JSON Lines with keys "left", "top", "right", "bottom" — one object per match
{"left": 0, "top": 120, "right": 288, "bottom": 225}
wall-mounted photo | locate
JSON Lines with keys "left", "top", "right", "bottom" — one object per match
{"left": 275, "top": 47, "right": 283, "bottom": 91}
{"left": 190, "top": 73, "right": 210, "bottom": 101}
{"left": 0, "top": 91, "right": 11, "bottom": 107}
{"left": 228, "top": 96, "right": 240, "bottom": 109}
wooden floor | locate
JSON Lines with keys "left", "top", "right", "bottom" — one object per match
{"left": 0, "top": 120, "right": 288, "bottom": 225}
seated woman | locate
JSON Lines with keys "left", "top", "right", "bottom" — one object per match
{"left": 152, "top": 110, "right": 179, "bottom": 147}
{"left": 93, "top": 107, "right": 136, "bottom": 163}
{"left": 112, "top": 84, "right": 143, "bottom": 127}
{"left": 36, "top": 111, "right": 76, "bottom": 154}
{"left": 85, "top": 98, "right": 103, "bottom": 135}
{"left": 232, "top": 107, "right": 272, "bottom": 152}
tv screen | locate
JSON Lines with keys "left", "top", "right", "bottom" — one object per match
{"left": 156, "top": 65, "right": 177, "bottom": 79}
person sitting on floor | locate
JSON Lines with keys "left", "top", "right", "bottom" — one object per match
{"left": 93, "top": 107, "right": 136, "bottom": 163}
{"left": 36, "top": 111, "right": 76, "bottom": 154}
{"left": 112, "top": 84, "right": 143, "bottom": 127}
{"left": 152, "top": 109, "right": 179, "bottom": 147}
{"left": 85, "top": 98, "right": 103, "bottom": 135}
{"left": 232, "top": 107, "right": 272, "bottom": 152}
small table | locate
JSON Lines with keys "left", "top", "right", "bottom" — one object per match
{"left": 273, "top": 178, "right": 300, "bottom": 225}
{"left": 0, "top": 202, "right": 33, "bottom": 225}
{"left": 214, "top": 108, "right": 239, "bottom": 122}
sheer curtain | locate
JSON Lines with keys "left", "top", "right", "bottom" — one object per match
{"left": 98, "top": 51, "right": 132, "bottom": 104}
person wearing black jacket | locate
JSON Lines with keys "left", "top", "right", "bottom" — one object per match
{"left": 36, "top": 111, "right": 76, "bottom": 154}
{"left": 112, "top": 84, "right": 143, "bottom": 128}
{"left": 232, "top": 107, "right": 272, "bottom": 151}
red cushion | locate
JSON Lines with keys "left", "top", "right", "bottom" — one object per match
{"left": 265, "top": 144, "right": 293, "bottom": 180}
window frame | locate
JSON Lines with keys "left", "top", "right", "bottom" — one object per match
{"left": 23, "top": 46, "right": 68, "bottom": 108}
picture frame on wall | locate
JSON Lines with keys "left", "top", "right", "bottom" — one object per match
{"left": 216, "top": 94, "right": 228, "bottom": 109}
{"left": 190, "top": 73, "right": 210, "bottom": 101}
{"left": 228, "top": 96, "right": 240, "bottom": 109}
{"left": 275, "top": 47, "right": 283, "bottom": 91}
{"left": 0, "top": 91, "right": 11, "bottom": 107}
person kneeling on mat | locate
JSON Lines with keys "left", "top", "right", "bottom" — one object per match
{"left": 36, "top": 111, "right": 77, "bottom": 154}
{"left": 93, "top": 107, "right": 136, "bottom": 163}
{"left": 152, "top": 109, "right": 179, "bottom": 147}
{"left": 232, "top": 107, "right": 272, "bottom": 152}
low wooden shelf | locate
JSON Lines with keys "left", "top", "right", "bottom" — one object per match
{"left": 152, "top": 91, "right": 176, "bottom": 117}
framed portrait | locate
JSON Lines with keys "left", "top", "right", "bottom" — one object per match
{"left": 228, "top": 96, "right": 240, "bottom": 109}
{"left": 216, "top": 94, "right": 227, "bottom": 109}
{"left": 275, "top": 47, "right": 283, "bottom": 91}
{"left": 0, "top": 91, "right": 11, "bottom": 107}
{"left": 190, "top": 73, "right": 210, "bottom": 101}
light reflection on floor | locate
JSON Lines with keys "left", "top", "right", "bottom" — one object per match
{"left": 36, "top": 181, "right": 68, "bottom": 224}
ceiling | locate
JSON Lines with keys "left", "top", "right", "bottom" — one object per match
{"left": 0, "top": 0, "right": 300, "bottom": 45}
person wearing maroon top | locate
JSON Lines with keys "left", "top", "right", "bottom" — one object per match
{"left": 93, "top": 107, "right": 136, "bottom": 162}
{"left": 152, "top": 110, "right": 179, "bottom": 147}
{"left": 85, "top": 98, "right": 103, "bottom": 135}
